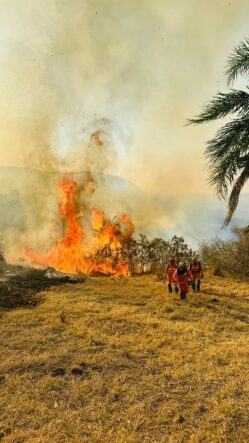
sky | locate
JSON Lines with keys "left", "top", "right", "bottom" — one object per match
{"left": 0, "top": 0, "right": 249, "bottom": 196}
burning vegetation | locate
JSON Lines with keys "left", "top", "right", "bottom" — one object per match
{"left": 6, "top": 129, "right": 135, "bottom": 276}
{"left": 24, "top": 176, "right": 135, "bottom": 276}
{"left": 0, "top": 130, "right": 195, "bottom": 279}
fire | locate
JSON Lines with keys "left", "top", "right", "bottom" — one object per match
{"left": 91, "top": 130, "right": 104, "bottom": 146}
{"left": 92, "top": 208, "right": 106, "bottom": 231}
{"left": 25, "top": 177, "right": 134, "bottom": 276}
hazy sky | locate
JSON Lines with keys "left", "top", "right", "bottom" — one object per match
{"left": 1, "top": 0, "right": 249, "bottom": 194}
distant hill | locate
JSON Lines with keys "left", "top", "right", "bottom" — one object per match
{"left": 0, "top": 167, "right": 248, "bottom": 248}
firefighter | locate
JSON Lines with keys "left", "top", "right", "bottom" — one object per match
{"left": 173, "top": 261, "right": 192, "bottom": 300}
{"left": 165, "top": 257, "right": 179, "bottom": 294}
{"left": 189, "top": 256, "right": 203, "bottom": 292}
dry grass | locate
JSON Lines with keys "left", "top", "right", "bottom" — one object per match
{"left": 0, "top": 275, "right": 249, "bottom": 442}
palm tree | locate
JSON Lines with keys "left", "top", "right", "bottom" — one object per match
{"left": 188, "top": 38, "right": 249, "bottom": 227}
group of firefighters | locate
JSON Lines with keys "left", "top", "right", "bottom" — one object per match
{"left": 165, "top": 257, "right": 203, "bottom": 300}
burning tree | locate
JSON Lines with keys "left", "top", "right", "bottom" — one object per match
{"left": 23, "top": 181, "right": 194, "bottom": 277}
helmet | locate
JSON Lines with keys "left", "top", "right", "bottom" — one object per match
{"left": 178, "top": 261, "right": 185, "bottom": 268}
{"left": 192, "top": 256, "right": 197, "bottom": 262}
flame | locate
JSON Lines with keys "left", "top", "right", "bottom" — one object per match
{"left": 91, "top": 130, "right": 104, "bottom": 146}
{"left": 25, "top": 177, "right": 134, "bottom": 276}
{"left": 92, "top": 208, "right": 106, "bottom": 231}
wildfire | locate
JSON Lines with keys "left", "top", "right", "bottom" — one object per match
{"left": 25, "top": 177, "right": 134, "bottom": 276}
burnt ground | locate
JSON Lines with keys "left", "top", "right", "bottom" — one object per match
{"left": 0, "top": 265, "right": 85, "bottom": 311}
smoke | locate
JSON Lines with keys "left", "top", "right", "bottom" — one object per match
{"left": 0, "top": 0, "right": 249, "bottom": 257}
{"left": 1, "top": 1, "right": 249, "bottom": 172}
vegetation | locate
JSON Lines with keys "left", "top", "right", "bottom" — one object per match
{"left": 0, "top": 275, "right": 249, "bottom": 442}
{"left": 126, "top": 234, "right": 195, "bottom": 274}
{"left": 189, "top": 38, "right": 249, "bottom": 227}
{"left": 200, "top": 227, "right": 249, "bottom": 278}
{"left": 90, "top": 234, "right": 195, "bottom": 276}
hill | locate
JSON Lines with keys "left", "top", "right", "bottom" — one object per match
{"left": 0, "top": 275, "right": 249, "bottom": 442}
{"left": 0, "top": 167, "right": 248, "bottom": 248}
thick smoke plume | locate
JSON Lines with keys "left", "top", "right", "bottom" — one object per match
{"left": 0, "top": 0, "right": 249, "bottom": 257}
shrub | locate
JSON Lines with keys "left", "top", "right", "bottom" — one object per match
{"left": 200, "top": 228, "right": 249, "bottom": 279}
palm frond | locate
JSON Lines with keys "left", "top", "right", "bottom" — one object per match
{"left": 188, "top": 90, "right": 249, "bottom": 124}
{"left": 208, "top": 154, "right": 239, "bottom": 198}
{"left": 238, "top": 153, "right": 249, "bottom": 167}
{"left": 188, "top": 37, "right": 249, "bottom": 227}
{"left": 223, "top": 162, "right": 249, "bottom": 227}
{"left": 226, "top": 38, "right": 249, "bottom": 86}
{"left": 204, "top": 118, "right": 249, "bottom": 198}
{"left": 205, "top": 118, "right": 249, "bottom": 161}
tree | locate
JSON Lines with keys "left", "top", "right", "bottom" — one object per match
{"left": 149, "top": 238, "right": 171, "bottom": 267}
{"left": 129, "top": 235, "right": 195, "bottom": 275}
{"left": 188, "top": 38, "right": 249, "bottom": 227}
{"left": 122, "top": 238, "right": 138, "bottom": 276}
{"left": 136, "top": 234, "right": 152, "bottom": 273}
{"left": 169, "top": 235, "right": 194, "bottom": 263}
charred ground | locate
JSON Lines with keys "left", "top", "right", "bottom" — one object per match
{"left": 0, "top": 266, "right": 84, "bottom": 311}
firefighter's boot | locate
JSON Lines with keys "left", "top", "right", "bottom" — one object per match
{"left": 175, "top": 285, "right": 179, "bottom": 294}
{"left": 168, "top": 283, "right": 173, "bottom": 293}
{"left": 191, "top": 281, "right": 196, "bottom": 291}
{"left": 197, "top": 280, "right": 200, "bottom": 292}
{"left": 180, "top": 291, "right": 186, "bottom": 300}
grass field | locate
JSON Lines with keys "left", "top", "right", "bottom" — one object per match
{"left": 0, "top": 275, "right": 249, "bottom": 442}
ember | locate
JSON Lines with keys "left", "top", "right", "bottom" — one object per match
{"left": 24, "top": 177, "right": 134, "bottom": 276}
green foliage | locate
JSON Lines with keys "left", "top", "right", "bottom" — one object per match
{"left": 188, "top": 90, "right": 249, "bottom": 124}
{"left": 206, "top": 118, "right": 249, "bottom": 199}
{"left": 224, "top": 163, "right": 249, "bottom": 227}
{"left": 226, "top": 38, "right": 249, "bottom": 85}
{"left": 189, "top": 38, "right": 249, "bottom": 226}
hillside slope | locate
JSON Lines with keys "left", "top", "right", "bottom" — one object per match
{"left": 0, "top": 167, "right": 248, "bottom": 248}
{"left": 0, "top": 276, "right": 249, "bottom": 442}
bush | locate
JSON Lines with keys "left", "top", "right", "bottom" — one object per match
{"left": 200, "top": 228, "right": 249, "bottom": 279}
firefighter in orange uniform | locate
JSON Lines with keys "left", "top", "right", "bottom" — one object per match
{"left": 165, "top": 257, "right": 179, "bottom": 294}
{"left": 189, "top": 257, "right": 203, "bottom": 292}
{"left": 173, "top": 261, "right": 192, "bottom": 300}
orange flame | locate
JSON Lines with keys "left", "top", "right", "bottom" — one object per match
{"left": 92, "top": 208, "right": 106, "bottom": 231}
{"left": 91, "top": 130, "right": 104, "bottom": 146}
{"left": 25, "top": 177, "right": 134, "bottom": 276}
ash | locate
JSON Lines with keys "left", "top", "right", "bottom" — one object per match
{"left": 0, "top": 262, "right": 85, "bottom": 311}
